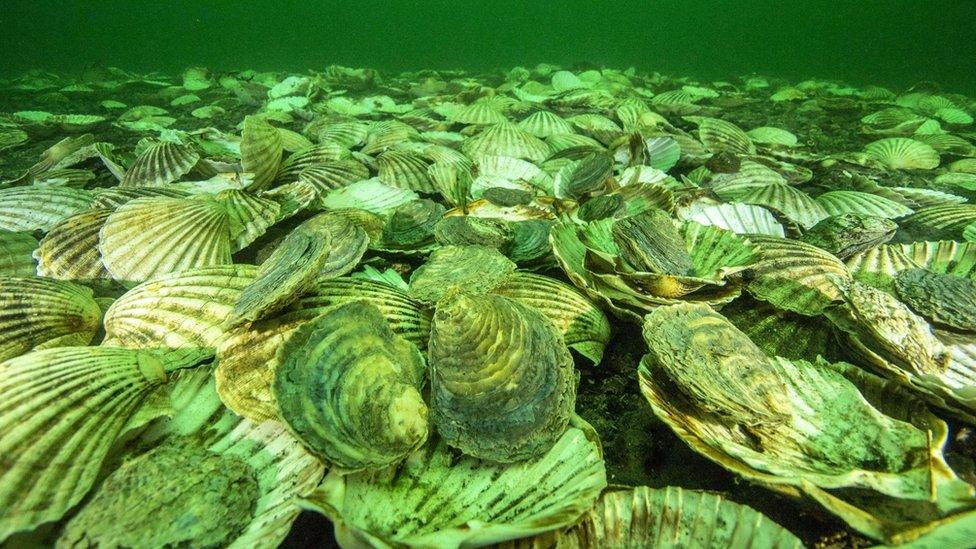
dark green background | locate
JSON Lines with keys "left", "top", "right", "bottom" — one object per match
{"left": 2, "top": 0, "right": 975, "bottom": 93}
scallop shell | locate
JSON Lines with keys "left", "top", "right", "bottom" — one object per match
{"left": 90, "top": 186, "right": 192, "bottom": 210}
{"left": 450, "top": 100, "right": 508, "bottom": 125}
{"left": 510, "top": 486, "right": 802, "bottom": 548}
{"left": 408, "top": 244, "right": 516, "bottom": 304}
{"left": 428, "top": 291, "right": 576, "bottom": 462}
{"left": 492, "top": 272, "right": 611, "bottom": 364}
{"left": 303, "top": 426, "right": 605, "bottom": 548}
{"left": 0, "top": 347, "right": 170, "bottom": 540}
{"left": 747, "top": 126, "right": 799, "bottom": 147}
{"left": 376, "top": 149, "right": 435, "bottom": 193}
{"left": 517, "top": 110, "right": 575, "bottom": 137}
{"left": 0, "top": 187, "right": 92, "bottom": 232}
{"left": 103, "top": 264, "right": 257, "bottom": 361}
{"left": 317, "top": 178, "right": 419, "bottom": 215}
{"left": 361, "top": 120, "right": 419, "bottom": 155}
{"left": 98, "top": 196, "right": 234, "bottom": 284}
{"left": 719, "top": 183, "right": 828, "bottom": 229}
{"left": 275, "top": 142, "right": 347, "bottom": 183}
{"left": 747, "top": 234, "right": 852, "bottom": 315}
{"left": 296, "top": 158, "right": 369, "bottom": 192}
{"left": 463, "top": 122, "right": 552, "bottom": 163}
{"left": 864, "top": 137, "right": 940, "bottom": 170}
{"left": 241, "top": 115, "right": 284, "bottom": 191}
{"left": 678, "top": 201, "right": 785, "bottom": 237}
{"left": 316, "top": 120, "right": 369, "bottom": 148}
{"left": 685, "top": 116, "right": 756, "bottom": 155}
{"left": 120, "top": 141, "right": 200, "bottom": 187}
{"left": 33, "top": 208, "right": 110, "bottom": 282}
{"left": 0, "top": 231, "right": 38, "bottom": 277}
{"left": 215, "top": 189, "right": 281, "bottom": 251}
{"left": 274, "top": 301, "right": 428, "bottom": 470}
{"left": 0, "top": 277, "right": 102, "bottom": 362}
{"left": 815, "top": 190, "right": 914, "bottom": 218}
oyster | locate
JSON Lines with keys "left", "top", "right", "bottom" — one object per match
{"left": 428, "top": 290, "right": 576, "bottom": 462}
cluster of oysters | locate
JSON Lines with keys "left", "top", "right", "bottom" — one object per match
{"left": 0, "top": 63, "right": 975, "bottom": 548}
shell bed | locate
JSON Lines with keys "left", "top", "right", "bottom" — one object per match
{"left": 0, "top": 64, "right": 975, "bottom": 548}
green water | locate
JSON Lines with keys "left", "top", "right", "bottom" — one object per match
{"left": 2, "top": 0, "right": 976, "bottom": 93}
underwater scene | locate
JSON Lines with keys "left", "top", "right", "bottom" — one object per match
{"left": 2, "top": 1, "right": 976, "bottom": 548}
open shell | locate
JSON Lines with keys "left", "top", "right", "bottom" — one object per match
{"left": 0, "top": 277, "right": 102, "bottom": 363}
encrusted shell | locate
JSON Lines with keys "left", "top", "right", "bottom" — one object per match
{"left": 274, "top": 301, "right": 428, "bottom": 470}
{"left": 428, "top": 291, "right": 576, "bottom": 462}
{"left": 894, "top": 268, "right": 976, "bottom": 332}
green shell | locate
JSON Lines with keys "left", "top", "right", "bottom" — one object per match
{"left": 0, "top": 277, "right": 102, "bottom": 362}
{"left": 241, "top": 115, "right": 284, "bottom": 191}
{"left": 894, "top": 268, "right": 976, "bottom": 332}
{"left": 120, "top": 140, "right": 200, "bottom": 187}
{"left": 34, "top": 208, "right": 113, "bottom": 282}
{"left": 0, "top": 347, "right": 171, "bottom": 541}
{"left": 428, "top": 291, "right": 576, "bottom": 462}
{"left": 274, "top": 301, "right": 428, "bottom": 471}
{"left": 302, "top": 426, "right": 606, "bottom": 548}
{"left": 0, "top": 187, "right": 93, "bottom": 232}
{"left": 408, "top": 244, "right": 516, "bottom": 304}
{"left": 59, "top": 441, "right": 259, "bottom": 548}
{"left": 0, "top": 231, "right": 38, "bottom": 277}
{"left": 747, "top": 235, "right": 852, "bottom": 315}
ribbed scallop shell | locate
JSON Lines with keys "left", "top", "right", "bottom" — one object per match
{"left": 450, "top": 100, "right": 508, "bottom": 125}
{"left": 720, "top": 183, "right": 828, "bottom": 229}
{"left": 316, "top": 120, "right": 369, "bottom": 148}
{"left": 241, "top": 115, "right": 284, "bottom": 191}
{"left": 685, "top": 116, "right": 756, "bottom": 155}
{"left": 902, "top": 204, "right": 976, "bottom": 233}
{"left": 408, "top": 244, "right": 516, "bottom": 304}
{"left": 428, "top": 291, "right": 576, "bottom": 462}
{"left": 215, "top": 189, "right": 281, "bottom": 251}
{"left": 296, "top": 159, "right": 370, "bottom": 192}
{"left": 518, "top": 110, "right": 575, "bottom": 137}
{"left": 120, "top": 141, "right": 200, "bottom": 187}
{"left": 0, "top": 277, "right": 101, "bottom": 362}
{"left": 747, "top": 235, "right": 852, "bottom": 315}
{"left": 815, "top": 190, "right": 914, "bottom": 218}
{"left": 275, "top": 301, "right": 428, "bottom": 470}
{"left": 463, "top": 122, "right": 552, "bottom": 163}
{"left": 847, "top": 240, "right": 976, "bottom": 289}
{"left": 317, "top": 179, "right": 419, "bottom": 215}
{"left": 275, "top": 142, "right": 347, "bottom": 183}
{"left": 0, "top": 347, "right": 169, "bottom": 540}
{"left": 864, "top": 138, "right": 940, "bottom": 170}
{"left": 90, "top": 187, "right": 191, "bottom": 210}
{"left": 304, "top": 426, "right": 605, "bottom": 548}
{"left": 35, "top": 208, "right": 112, "bottom": 281}
{"left": 102, "top": 264, "right": 257, "bottom": 360}
{"left": 362, "top": 120, "right": 419, "bottom": 155}
{"left": 376, "top": 149, "right": 435, "bottom": 193}
{"left": 678, "top": 202, "right": 785, "bottom": 237}
{"left": 98, "top": 196, "right": 234, "bottom": 284}
{"left": 493, "top": 272, "right": 611, "bottom": 364}
{"left": 516, "top": 486, "right": 802, "bottom": 549}
{"left": 747, "top": 126, "right": 799, "bottom": 147}
{"left": 0, "top": 187, "right": 92, "bottom": 232}
{"left": 0, "top": 231, "right": 38, "bottom": 277}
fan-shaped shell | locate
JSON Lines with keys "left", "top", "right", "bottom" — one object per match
{"left": 98, "top": 196, "right": 234, "bottom": 284}
{"left": 815, "top": 190, "right": 914, "bottom": 219}
{"left": 517, "top": 110, "right": 575, "bottom": 137}
{"left": 317, "top": 179, "right": 419, "bottom": 215}
{"left": 275, "top": 142, "right": 347, "bottom": 183}
{"left": 376, "top": 149, "right": 435, "bottom": 193}
{"left": 864, "top": 138, "right": 940, "bottom": 170}
{"left": 90, "top": 187, "right": 192, "bottom": 210}
{"left": 679, "top": 202, "right": 785, "bottom": 237}
{"left": 428, "top": 291, "right": 576, "bottom": 462}
{"left": 720, "top": 183, "right": 828, "bottom": 229}
{"left": 747, "top": 235, "right": 852, "bottom": 315}
{"left": 297, "top": 159, "right": 369, "bottom": 192}
{"left": 463, "top": 122, "right": 552, "bottom": 163}
{"left": 0, "top": 187, "right": 92, "bottom": 232}
{"left": 0, "top": 231, "right": 38, "bottom": 277}
{"left": 0, "top": 277, "right": 102, "bottom": 362}
{"left": 274, "top": 301, "right": 428, "bottom": 470}
{"left": 103, "top": 265, "right": 257, "bottom": 360}
{"left": 450, "top": 100, "right": 508, "bottom": 125}
{"left": 241, "top": 115, "right": 284, "bottom": 191}
{"left": 216, "top": 189, "right": 281, "bottom": 251}
{"left": 120, "top": 141, "right": 200, "bottom": 187}
{"left": 685, "top": 116, "right": 756, "bottom": 155}
{"left": 34, "top": 208, "right": 111, "bottom": 282}
{"left": 0, "top": 347, "right": 170, "bottom": 540}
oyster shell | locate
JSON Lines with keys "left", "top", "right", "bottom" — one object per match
{"left": 428, "top": 290, "right": 576, "bottom": 462}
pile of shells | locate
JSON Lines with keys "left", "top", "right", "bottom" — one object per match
{"left": 0, "top": 63, "right": 975, "bottom": 548}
